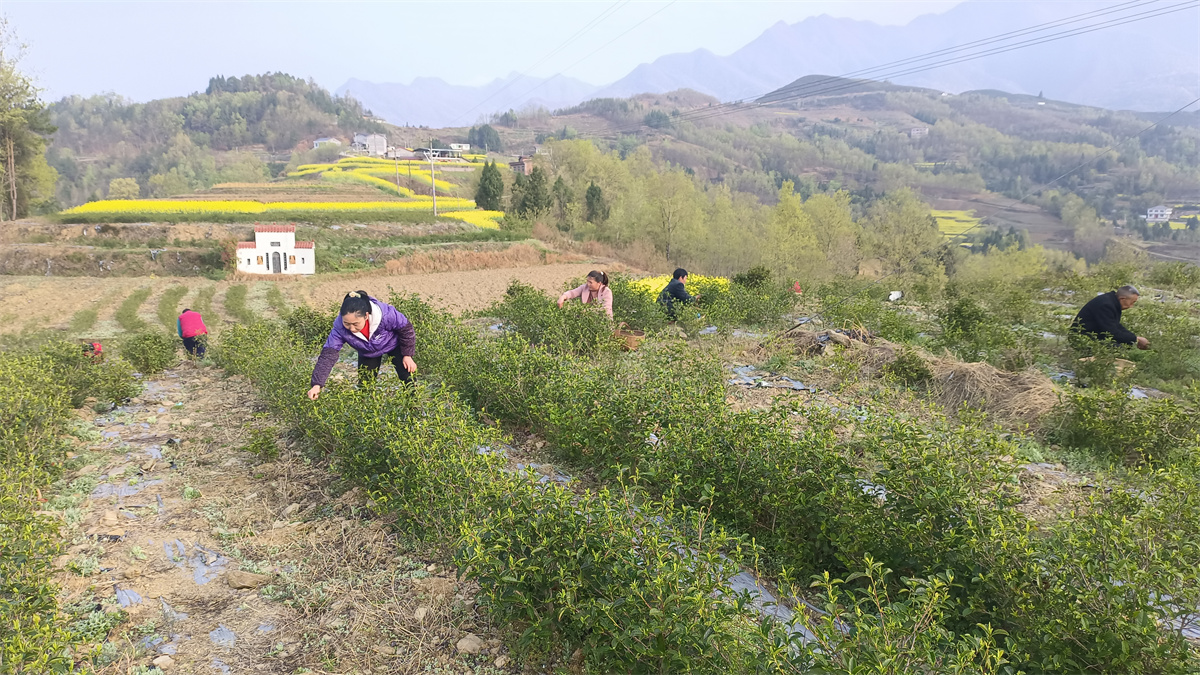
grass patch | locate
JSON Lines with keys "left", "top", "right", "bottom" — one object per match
{"left": 193, "top": 285, "right": 216, "bottom": 319}
{"left": 113, "top": 287, "right": 152, "bottom": 332}
{"left": 223, "top": 285, "right": 254, "bottom": 324}
{"left": 155, "top": 285, "right": 189, "bottom": 331}
{"left": 69, "top": 308, "right": 98, "bottom": 333}
{"left": 266, "top": 284, "right": 287, "bottom": 314}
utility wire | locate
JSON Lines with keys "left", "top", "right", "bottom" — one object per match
{"left": 449, "top": 0, "right": 631, "bottom": 127}
{"left": 669, "top": 0, "right": 1160, "bottom": 124}
{"left": 619, "top": 0, "right": 1198, "bottom": 132}
{"left": 675, "top": 0, "right": 1199, "bottom": 126}
{"left": 488, "top": 1, "right": 678, "bottom": 119}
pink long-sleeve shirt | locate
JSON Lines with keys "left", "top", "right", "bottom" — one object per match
{"left": 560, "top": 283, "right": 613, "bottom": 318}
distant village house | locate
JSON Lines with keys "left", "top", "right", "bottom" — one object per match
{"left": 313, "top": 137, "right": 342, "bottom": 149}
{"left": 448, "top": 143, "right": 470, "bottom": 152}
{"left": 236, "top": 224, "right": 315, "bottom": 276}
{"left": 353, "top": 133, "right": 388, "bottom": 157}
{"left": 509, "top": 156, "right": 534, "bottom": 176}
{"left": 415, "top": 147, "right": 464, "bottom": 160}
{"left": 1146, "top": 205, "right": 1173, "bottom": 223}
{"left": 909, "top": 127, "right": 929, "bottom": 139}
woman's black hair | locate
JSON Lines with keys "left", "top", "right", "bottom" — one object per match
{"left": 181, "top": 308, "right": 191, "bottom": 314}
{"left": 339, "top": 290, "right": 372, "bottom": 317}
{"left": 587, "top": 270, "right": 609, "bottom": 286}
{"left": 673, "top": 268, "right": 688, "bottom": 280}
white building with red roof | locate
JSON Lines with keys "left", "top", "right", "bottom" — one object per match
{"left": 235, "top": 224, "right": 316, "bottom": 275}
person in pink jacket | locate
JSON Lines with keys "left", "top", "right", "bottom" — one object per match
{"left": 177, "top": 308, "right": 209, "bottom": 358}
{"left": 558, "top": 270, "right": 613, "bottom": 319}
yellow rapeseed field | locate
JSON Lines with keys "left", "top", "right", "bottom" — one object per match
{"left": 628, "top": 275, "right": 731, "bottom": 298}
{"left": 61, "top": 199, "right": 477, "bottom": 215}
{"left": 441, "top": 210, "right": 504, "bottom": 230}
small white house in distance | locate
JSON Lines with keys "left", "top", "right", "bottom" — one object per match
{"left": 236, "top": 224, "right": 315, "bottom": 275}
{"left": 448, "top": 143, "right": 470, "bottom": 151}
{"left": 353, "top": 133, "right": 388, "bottom": 156}
{"left": 1146, "top": 205, "right": 1173, "bottom": 223}
{"left": 313, "top": 137, "right": 342, "bottom": 149}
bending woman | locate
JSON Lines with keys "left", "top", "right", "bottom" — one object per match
{"left": 558, "top": 270, "right": 613, "bottom": 319}
{"left": 307, "top": 291, "right": 416, "bottom": 400}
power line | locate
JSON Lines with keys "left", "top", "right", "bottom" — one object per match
{"left": 666, "top": 0, "right": 1199, "bottom": 128}
{"left": 666, "top": 0, "right": 1188, "bottom": 125}
{"left": 449, "top": 0, "right": 631, "bottom": 127}
{"left": 617, "top": 0, "right": 1198, "bottom": 132}
{"left": 487, "top": 1, "right": 678, "bottom": 120}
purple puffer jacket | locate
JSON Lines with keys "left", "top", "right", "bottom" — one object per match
{"left": 310, "top": 297, "right": 415, "bottom": 386}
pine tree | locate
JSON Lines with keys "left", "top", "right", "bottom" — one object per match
{"left": 585, "top": 182, "right": 609, "bottom": 224}
{"left": 516, "top": 166, "right": 551, "bottom": 217}
{"left": 475, "top": 161, "right": 503, "bottom": 211}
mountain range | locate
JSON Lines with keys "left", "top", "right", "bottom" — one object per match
{"left": 339, "top": 0, "right": 1200, "bottom": 128}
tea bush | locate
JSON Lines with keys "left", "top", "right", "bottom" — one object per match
{"left": 487, "top": 280, "right": 617, "bottom": 356}
{"left": 608, "top": 274, "right": 669, "bottom": 333}
{"left": 1147, "top": 261, "right": 1200, "bottom": 291}
{"left": 214, "top": 323, "right": 768, "bottom": 672}
{"left": 284, "top": 303, "right": 333, "bottom": 348}
{"left": 1049, "top": 387, "right": 1199, "bottom": 464}
{"left": 121, "top": 330, "right": 178, "bottom": 374}
{"left": 815, "top": 283, "right": 926, "bottom": 342}
{"left": 41, "top": 340, "right": 140, "bottom": 407}
{"left": 399, "top": 293, "right": 1200, "bottom": 673}
{"left": 0, "top": 346, "right": 139, "bottom": 671}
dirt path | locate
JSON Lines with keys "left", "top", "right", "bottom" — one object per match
{"left": 48, "top": 364, "right": 509, "bottom": 674}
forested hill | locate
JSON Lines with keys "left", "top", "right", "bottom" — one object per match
{"left": 47, "top": 73, "right": 381, "bottom": 206}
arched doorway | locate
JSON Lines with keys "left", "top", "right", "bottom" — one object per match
{"left": 271, "top": 251, "right": 281, "bottom": 273}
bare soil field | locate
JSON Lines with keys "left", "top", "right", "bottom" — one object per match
{"left": 0, "top": 257, "right": 624, "bottom": 339}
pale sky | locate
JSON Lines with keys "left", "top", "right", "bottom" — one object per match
{"left": 4, "top": 0, "right": 965, "bottom": 102}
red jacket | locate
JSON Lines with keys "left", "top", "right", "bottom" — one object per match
{"left": 177, "top": 310, "right": 208, "bottom": 339}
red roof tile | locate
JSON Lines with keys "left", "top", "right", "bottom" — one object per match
{"left": 295, "top": 241, "right": 314, "bottom": 249}
{"left": 254, "top": 224, "right": 295, "bottom": 233}
{"left": 236, "top": 242, "right": 255, "bottom": 249}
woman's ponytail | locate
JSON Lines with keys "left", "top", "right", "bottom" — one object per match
{"left": 587, "top": 270, "right": 609, "bottom": 287}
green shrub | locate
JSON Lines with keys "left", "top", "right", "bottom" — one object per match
{"left": 155, "top": 285, "right": 189, "bottom": 331}
{"left": 114, "top": 287, "right": 152, "bottom": 331}
{"left": 284, "top": 304, "right": 333, "bottom": 348}
{"left": 1147, "top": 261, "right": 1200, "bottom": 291}
{"left": 0, "top": 346, "right": 137, "bottom": 671}
{"left": 69, "top": 307, "right": 98, "bottom": 333}
{"left": 933, "top": 292, "right": 1039, "bottom": 368}
{"left": 608, "top": 274, "right": 669, "bottom": 333}
{"left": 121, "top": 331, "right": 178, "bottom": 374}
{"left": 488, "top": 280, "right": 617, "bottom": 356}
{"left": 1050, "top": 387, "right": 1199, "bottom": 464}
{"left": 794, "top": 559, "right": 1013, "bottom": 675}
{"left": 884, "top": 348, "right": 933, "bottom": 384}
{"left": 816, "top": 283, "right": 926, "bottom": 342}
{"left": 706, "top": 281, "right": 798, "bottom": 328}
{"left": 41, "top": 340, "right": 140, "bottom": 407}
{"left": 731, "top": 264, "right": 773, "bottom": 289}
{"left": 214, "top": 322, "right": 766, "bottom": 672}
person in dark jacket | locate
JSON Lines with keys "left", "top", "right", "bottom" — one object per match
{"left": 307, "top": 291, "right": 417, "bottom": 400}
{"left": 1070, "top": 285, "right": 1149, "bottom": 350}
{"left": 657, "top": 268, "right": 696, "bottom": 320}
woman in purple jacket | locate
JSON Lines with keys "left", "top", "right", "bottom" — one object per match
{"left": 307, "top": 290, "right": 417, "bottom": 400}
